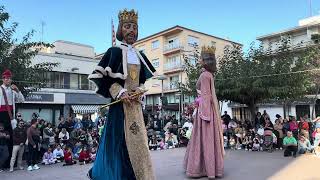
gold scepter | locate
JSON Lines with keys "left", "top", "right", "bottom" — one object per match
{"left": 100, "top": 89, "right": 148, "bottom": 109}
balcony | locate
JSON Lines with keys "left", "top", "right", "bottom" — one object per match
{"left": 163, "top": 62, "right": 185, "bottom": 74}
{"left": 163, "top": 83, "right": 179, "bottom": 92}
{"left": 163, "top": 42, "right": 184, "bottom": 56}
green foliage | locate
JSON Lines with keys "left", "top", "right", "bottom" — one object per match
{"left": 182, "top": 36, "right": 320, "bottom": 120}
{"left": 180, "top": 45, "right": 202, "bottom": 97}
{"left": 0, "top": 6, "right": 58, "bottom": 95}
{"left": 215, "top": 37, "right": 320, "bottom": 120}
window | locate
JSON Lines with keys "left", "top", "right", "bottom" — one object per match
{"left": 53, "top": 72, "right": 64, "bottom": 88}
{"left": 70, "top": 74, "right": 79, "bottom": 89}
{"left": 211, "top": 41, "right": 216, "bottom": 47}
{"left": 169, "top": 75, "right": 179, "bottom": 89}
{"left": 152, "top": 58, "right": 160, "bottom": 68}
{"left": 232, "top": 107, "right": 251, "bottom": 121}
{"left": 296, "top": 105, "right": 310, "bottom": 120}
{"left": 79, "top": 74, "right": 89, "bottom": 90}
{"left": 146, "top": 96, "right": 153, "bottom": 105}
{"left": 89, "top": 81, "right": 96, "bottom": 91}
{"left": 188, "top": 35, "right": 199, "bottom": 47}
{"left": 188, "top": 55, "right": 197, "bottom": 66}
{"left": 153, "top": 95, "right": 160, "bottom": 104}
{"left": 151, "top": 40, "right": 160, "bottom": 49}
{"left": 165, "top": 55, "right": 181, "bottom": 71}
{"left": 43, "top": 72, "right": 54, "bottom": 88}
{"left": 44, "top": 72, "right": 65, "bottom": 89}
{"left": 164, "top": 37, "right": 180, "bottom": 51}
{"left": 138, "top": 46, "right": 145, "bottom": 54}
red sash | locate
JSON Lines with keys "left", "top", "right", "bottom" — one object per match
{"left": 1, "top": 86, "right": 13, "bottom": 120}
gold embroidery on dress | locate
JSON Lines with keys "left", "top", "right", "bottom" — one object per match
{"left": 129, "top": 122, "right": 140, "bottom": 135}
{"left": 109, "top": 83, "right": 122, "bottom": 99}
{"left": 129, "top": 66, "right": 138, "bottom": 80}
{"left": 122, "top": 63, "right": 155, "bottom": 180}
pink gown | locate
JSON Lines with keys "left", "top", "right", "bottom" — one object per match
{"left": 184, "top": 70, "right": 225, "bottom": 178}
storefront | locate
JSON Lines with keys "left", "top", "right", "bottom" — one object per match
{"left": 17, "top": 92, "right": 109, "bottom": 125}
{"left": 17, "top": 93, "right": 64, "bottom": 125}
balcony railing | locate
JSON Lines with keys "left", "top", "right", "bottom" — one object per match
{"left": 163, "top": 83, "right": 179, "bottom": 91}
{"left": 163, "top": 42, "right": 184, "bottom": 53}
{"left": 163, "top": 62, "right": 184, "bottom": 72}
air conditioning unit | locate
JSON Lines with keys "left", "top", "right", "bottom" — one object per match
{"left": 311, "top": 33, "right": 320, "bottom": 44}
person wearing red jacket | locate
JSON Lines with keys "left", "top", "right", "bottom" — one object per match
{"left": 79, "top": 146, "right": 91, "bottom": 165}
{"left": 63, "top": 147, "right": 76, "bottom": 166}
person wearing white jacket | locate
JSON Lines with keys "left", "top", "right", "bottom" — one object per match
{"left": 53, "top": 144, "right": 64, "bottom": 162}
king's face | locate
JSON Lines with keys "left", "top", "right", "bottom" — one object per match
{"left": 122, "top": 22, "right": 138, "bottom": 45}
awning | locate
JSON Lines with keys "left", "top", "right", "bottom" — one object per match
{"left": 71, "top": 105, "right": 100, "bottom": 114}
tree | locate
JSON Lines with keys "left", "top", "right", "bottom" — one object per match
{"left": 215, "top": 37, "right": 319, "bottom": 122}
{"left": 0, "top": 6, "right": 58, "bottom": 96}
{"left": 180, "top": 45, "right": 201, "bottom": 97}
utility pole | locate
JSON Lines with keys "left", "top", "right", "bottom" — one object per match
{"left": 309, "top": 0, "right": 313, "bottom": 17}
{"left": 41, "top": 21, "right": 46, "bottom": 42}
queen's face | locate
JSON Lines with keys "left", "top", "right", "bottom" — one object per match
{"left": 122, "top": 22, "right": 138, "bottom": 45}
{"left": 199, "top": 58, "right": 204, "bottom": 66}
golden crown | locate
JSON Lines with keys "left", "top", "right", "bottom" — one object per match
{"left": 118, "top": 9, "right": 138, "bottom": 24}
{"left": 201, "top": 46, "right": 216, "bottom": 55}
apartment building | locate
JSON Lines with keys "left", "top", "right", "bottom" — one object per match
{"left": 134, "top": 25, "right": 241, "bottom": 118}
{"left": 17, "top": 40, "right": 108, "bottom": 125}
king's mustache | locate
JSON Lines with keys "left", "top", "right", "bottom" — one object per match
{"left": 124, "top": 32, "right": 136, "bottom": 38}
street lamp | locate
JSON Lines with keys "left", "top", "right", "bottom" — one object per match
{"left": 157, "top": 75, "right": 167, "bottom": 119}
{"left": 157, "top": 75, "right": 167, "bottom": 97}
{"left": 175, "top": 92, "right": 182, "bottom": 126}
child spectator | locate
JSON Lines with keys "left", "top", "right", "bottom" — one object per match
{"left": 63, "top": 147, "right": 76, "bottom": 166}
{"left": 157, "top": 138, "right": 166, "bottom": 150}
{"left": 299, "top": 117, "right": 310, "bottom": 139}
{"left": 149, "top": 134, "right": 158, "bottom": 151}
{"left": 79, "top": 146, "right": 91, "bottom": 165}
{"left": 298, "top": 135, "right": 313, "bottom": 154}
{"left": 73, "top": 141, "right": 82, "bottom": 159}
{"left": 252, "top": 135, "right": 261, "bottom": 151}
{"left": 90, "top": 147, "right": 97, "bottom": 162}
{"left": 42, "top": 147, "right": 57, "bottom": 165}
{"left": 289, "top": 117, "right": 299, "bottom": 140}
{"left": 224, "top": 136, "right": 228, "bottom": 148}
{"left": 243, "top": 136, "right": 252, "bottom": 151}
{"left": 59, "top": 128, "right": 70, "bottom": 145}
{"left": 86, "top": 130, "right": 93, "bottom": 147}
{"left": 53, "top": 144, "right": 64, "bottom": 163}
{"left": 283, "top": 131, "right": 298, "bottom": 158}
{"left": 252, "top": 139, "right": 260, "bottom": 151}
{"left": 79, "top": 130, "right": 87, "bottom": 145}
{"left": 257, "top": 125, "right": 264, "bottom": 137}
{"left": 282, "top": 118, "right": 291, "bottom": 135}
{"left": 165, "top": 132, "right": 178, "bottom": 149}
{"left": 312, "top": 123, "right": 320, "bottom": 156}
{"left": 229, "top": 137, "right": 236, "bottom": 150}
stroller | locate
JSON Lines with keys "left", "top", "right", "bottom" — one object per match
{"left": 263, "top": 130, "right": 274, "bottom": 152}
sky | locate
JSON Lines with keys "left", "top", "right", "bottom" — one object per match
{"left": 2, "top": 0, "right": 320, "bottom": 54}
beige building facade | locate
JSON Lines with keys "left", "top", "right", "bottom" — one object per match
{"left": 134, "top": 25, "right": 241, "bottom": 117}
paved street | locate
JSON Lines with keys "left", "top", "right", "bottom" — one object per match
{"left": 2, "top": 148, "right": 320, "bottom": 180}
